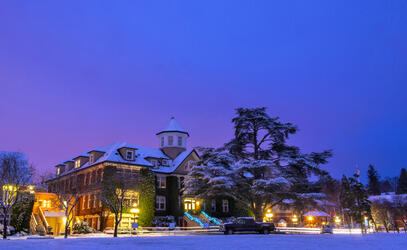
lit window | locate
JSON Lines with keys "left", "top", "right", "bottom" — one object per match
{"left": 177, "top": 136, "right": 182, "bottom": 146}
{"left": 157, "top": 176, "right": 166, "bottom": 189}
{"left": 126, "top": 150, "right": 134, "bottom": 160}
{"left": 156, "top": 196, "right": 166, "bottom": 210}
{"left": 168, "top": 136, "right": 173, "bottom": 146}
{"left": 222, "top": 200, "right": 229, "bottom": 213}
{"left": 162, "top": 159, "right": 168, "bottom": 166}
{"left": 89, "top": 154, "right": 94, "bottom": 164}
{"left": 57, "top": 168, "right": 60, "bottom": 175}
{"left": 211, "top": 200, "right": 216, "bottom": 212}
{"left": 75, "top": 160, "right": 80, "bottom": 168}
{"left": 161, "top": 137, "right": 164, "bottom": 147}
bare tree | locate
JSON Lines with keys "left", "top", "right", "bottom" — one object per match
{"left": 100, "top": 166, "right": 134, "bottom": 237}
{"left": 52, "top": 190, "right": 84, "bottom": 238}
{"left": 0, "top": 152, "right": 32, "bottom": 239}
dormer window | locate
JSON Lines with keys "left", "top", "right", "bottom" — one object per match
{"left": 168, "top": 136, "right": 173, "bottom": 146}
{"left": 162, "top": 159, "right": 168, "bottom": 166}
{"left": 75, "top": 160, "right": 80, "bottom": 168}
{"left": 89, "top": 154, "right": 94, "bottom": 164}
{"left": 151, "top": 159, "right": 158, "bottom": 168}
{"left": 57, "top": 168, "right": 60, "bottom": 175}
{"left": 177, "top": 136, "right": 182, "bottom": 146}
{"left": 126, "top": 150, "right": 134, "bottom": 160}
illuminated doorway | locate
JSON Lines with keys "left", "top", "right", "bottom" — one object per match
{"left": 183, "top": 198, "right": 200, "bottom": 212}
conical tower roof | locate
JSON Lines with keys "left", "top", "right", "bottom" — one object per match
{"left": 156, "top": 117, "right": 189, "bottom": 136}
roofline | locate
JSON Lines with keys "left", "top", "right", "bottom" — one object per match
{"left": 46, "top": 160, "right": 153, "bottom": 182}
{"left": 87, "top": 149, "right": 105, "bottom": 153}
{"left": 156, "top": 130, "right": 189, "bottom": 136}
{"left": 73, "top": 155, "right": 89, "bottom": 160}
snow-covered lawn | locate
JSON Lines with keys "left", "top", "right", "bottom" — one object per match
{"left": 1, "top": 233, "right": 406, "bottom": 250}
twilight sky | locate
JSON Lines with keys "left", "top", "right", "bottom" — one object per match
{"left": 1, "top": 1, "right": 406, "bottom": 182}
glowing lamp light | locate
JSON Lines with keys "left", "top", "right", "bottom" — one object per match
{"left": 62, "top": 217, "right": 67, "bottom": 224}
{"left": 196, "top": 201, "right": 200, "bottom": 206}
{"left": 133, "top": 203, "right": 138, "bottom": 207}
{"left": 265, "top": 209, "right": 273, "bottom": 219}
{"left": 131, "top": 208, "right": 140, "bottom": 214}
{"left": 307, "top": 216, "right": 313, "bottom": 221}
{"left": 335, "top": 216, "right": 341, "bottom": 224}
{"left": 292, "top": 215, "right": 298, "bottom": 222}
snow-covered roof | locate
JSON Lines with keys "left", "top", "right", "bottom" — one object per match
{"left": 44, "top": 211, "right": 65, "bottom": 217}
{"left": 51, "top": 142, "right": 195, "bottom": 179}
{"left": 153, "top": 149, "right": 194, "bottom": 173}
{"left": 303, "top": 210, "right": 330, "bottom": 217}
{"left": 369, "top": 194, "right": 407, "bottom": 203}
{"left": 156, "top": 117, "right": 189, "bottom": 136}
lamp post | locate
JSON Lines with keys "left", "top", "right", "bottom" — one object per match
{"left": 130, "top": 203, "right": 140, "bottom": 235}
{"left": 292, "top": 215, "right": 298, "bottom": 226}
{"left": 265, "top": 210, "right": 273, "bottom": 222}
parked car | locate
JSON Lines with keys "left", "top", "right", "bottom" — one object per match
{"left": 320, "top": 225, "right": 334, "bottom": 234}
{"left": 220, "top": 217, "right": 276, "bottom": 235}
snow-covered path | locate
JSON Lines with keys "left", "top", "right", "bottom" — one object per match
{"left": 1, "top": 234, "right": 406, "bottom": 250}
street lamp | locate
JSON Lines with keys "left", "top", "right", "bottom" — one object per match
{"left": 265, "top": 209, "right": 273, "bottom": 222}
{"left": 334, "top": 216, "right": 341, "bottom": 224}
{"left": 130, "top": 204, "right": 140, "bottom": 235}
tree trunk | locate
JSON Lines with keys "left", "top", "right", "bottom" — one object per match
{"left": 64, "top": 223, "right": 69, "bottom": 238}
{"left": 253, "top": 207, "right": 263, "bottom": 222}
{"left": 3, "top": 214, "right": 7, "bottom": 239}
{"left": 113, "top": 215, "right": 119, "bottom": 237}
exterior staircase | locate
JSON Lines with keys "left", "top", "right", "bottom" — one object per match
{"left": 183, "top": 212, "right": 206, "bottom": 228}
{"left": 200, "top": 211, "right": 221, "bottom": 226}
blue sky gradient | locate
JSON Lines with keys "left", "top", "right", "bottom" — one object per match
{"left": 1, "top": 1, "right": 406, "bottom": 181}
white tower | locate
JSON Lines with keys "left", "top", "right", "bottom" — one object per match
{"left": 156, "top": 117, "right": 189, "bottom": 159}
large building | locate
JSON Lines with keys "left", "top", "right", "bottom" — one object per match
{"left": 45, "top": 118, "right": 209, "bottom": 231}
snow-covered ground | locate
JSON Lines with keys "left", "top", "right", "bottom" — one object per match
{"left": 1, "top": 233, "right": 406, "bottom": 250}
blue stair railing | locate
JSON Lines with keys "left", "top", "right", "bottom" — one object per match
{"left": 201, "top": 211, "right": 221, "bottom": 226}
{"left": 184, "top": 211, "right": 205, "bottom": 227}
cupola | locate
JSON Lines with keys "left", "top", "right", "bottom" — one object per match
{"left": 156, "top": 117, "right": 189, "bottom": 159}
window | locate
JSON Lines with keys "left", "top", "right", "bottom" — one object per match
{"left": 177, "top": 136, "right": 182, "bottom": 146}
{"left": 57, "top": 168, "right": 60, "bottom": 175}
{"left": 87, "top": 194, "right": 91, "bottom": 209}
{"left": 89, "top": 154, "right": 94, "bottom": 164}
{"left": 151, "top": 159, "right": 158, "bottom": 168}
{"left": 222, "top": 200, "right": 229, "bottom": 213}
{"left": 40, "top": 200, "right": 51, "bottom": 208}
{"left": 162, "top": 159, "right": 168, "bottom": 166}
{"left": 157, "top": 176, "right": 166, "bottom": 189}
{"left": 82, "top": 196, "right": 86, "bottom": 210}
{"left": 168, "top": 136, "right": 173, "bottom": 146}
{"left": 156, "top": 196, "right": 166, "bottom": 210}
{"left": 97, "top": 169, "right": 102, "bottom": 183}
{"left": 126, "top": 150, "right": 134, "bottom": 160}
{"left": 75, "top": 160, "right": 80, "bottom": 168}
{"left": 161, "top": 137, "right": 164, "bottom": 147}
{"left": 185, "top": 161, "right": 194, "bottom": 170}
{"left": 211, "top": 200, "right": 216, "bottom": 212}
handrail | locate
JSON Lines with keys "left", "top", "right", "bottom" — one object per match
{"left": 184, "top": 212, "right": 205, "bottom": 227}
{"left": 201, "top": 211, "right": 221, "bottom": 226}
{"left": 38, "top": 206, "right": 49, "bottom": 229}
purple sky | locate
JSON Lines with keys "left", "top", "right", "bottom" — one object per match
{"left": 1, "top": 1, "right": 406, "bottom": 182}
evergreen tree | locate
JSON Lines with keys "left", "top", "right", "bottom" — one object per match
{"left": 340, "top": 173, "right": 371, "bottom": 233}
{"left": 367, "top": 165, "right": 381, "bottom": 195}
{"left": 185, "top": 107, "right": 332, "bottom": 221}
{"left": 397, "top": 168, "right": 407, "bottom": 194}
